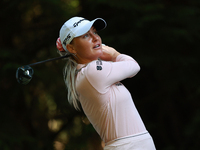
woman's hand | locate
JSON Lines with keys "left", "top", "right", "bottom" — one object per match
{"left": 99, "top": 45, "right": 120, "bottom": 62}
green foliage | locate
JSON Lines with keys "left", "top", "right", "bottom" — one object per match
{"left": 0, "top": 0, "right": 200, "bottom": 149}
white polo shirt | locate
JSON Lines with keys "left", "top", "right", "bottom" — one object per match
{"left": 76, "top": 54, "right": 147, "bottom": 143}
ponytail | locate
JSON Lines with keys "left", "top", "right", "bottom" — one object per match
{"left": 56, "top": 38, "right": 80, "bottom": 110}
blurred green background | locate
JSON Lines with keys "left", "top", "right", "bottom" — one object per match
{"left": 1, "top": 0, "right": 200, "bottom": 149}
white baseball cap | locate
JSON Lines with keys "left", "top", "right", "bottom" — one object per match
{"left": 59, "top": 17, "right": 107, "bottom": 51}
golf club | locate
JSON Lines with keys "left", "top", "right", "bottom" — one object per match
{"left": 16, "top": 54, "right": 70, "bottom": 85}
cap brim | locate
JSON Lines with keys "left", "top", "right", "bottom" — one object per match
{"left": 93, "top": 18, "right": 107, "bottom": 31}
{"left": 75, "top": 18, "right": 107, "bottom": 37}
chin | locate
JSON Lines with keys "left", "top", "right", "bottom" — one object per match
{"left": 98, "top": 50, "right": 103, "bottom": 57}
{"left": 91, "top": 52, "right": 101, "bottom": 59}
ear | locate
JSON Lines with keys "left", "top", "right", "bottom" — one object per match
{"left": 66, "top": 44, "right": 76, "bottom": 54}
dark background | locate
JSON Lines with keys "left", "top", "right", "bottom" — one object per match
{"left": 1, "top": 0, "right": 200, "bottom": 149}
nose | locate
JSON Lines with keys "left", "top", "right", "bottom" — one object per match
{"left": 91, "top": 33, "right": 99, "bottom": 42}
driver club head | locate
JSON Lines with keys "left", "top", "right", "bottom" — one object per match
{"left": 16, "top": 65, "right": 34, "bottom": 85}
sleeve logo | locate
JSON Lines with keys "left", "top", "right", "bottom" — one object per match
{"left": 96, "top": 59, "right": 102, "bottom": 71}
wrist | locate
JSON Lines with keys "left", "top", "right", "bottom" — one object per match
{"left": 112, "top": 52, "right": 121, "bottom": 62}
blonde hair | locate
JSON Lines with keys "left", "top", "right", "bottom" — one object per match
{"left": 57, "top": 50, "right": 80, "bottom": 110}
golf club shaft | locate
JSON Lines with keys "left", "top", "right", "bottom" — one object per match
{"left": 27, "top": 54, "right": 70, "bottom": 66}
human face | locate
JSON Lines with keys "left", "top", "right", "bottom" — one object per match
{"left": 69, "top": 27, "right": 102, "bottom": 64}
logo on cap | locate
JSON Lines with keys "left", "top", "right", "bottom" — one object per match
{"left": 73, "top": 19, "right": 86, "bottom": 27}
{"left": 63, "top": 34, "right": 71, "bottom": 45}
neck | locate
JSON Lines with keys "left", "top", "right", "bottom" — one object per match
{"left": 73, "top": 55, "right": 97, "bottom": 65}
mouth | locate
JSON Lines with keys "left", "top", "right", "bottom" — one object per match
{"left": 93, "top": 44, "right": 101, "bottom": 49}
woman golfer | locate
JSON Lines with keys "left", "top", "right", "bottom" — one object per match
{"left": 56, "top": 17, "right": 156, "bottom": 150}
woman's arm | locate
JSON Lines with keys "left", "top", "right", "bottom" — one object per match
{"left": 85, "top": 46, "right": 140, "bottom": 93}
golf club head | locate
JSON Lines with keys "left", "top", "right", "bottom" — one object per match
{"left": 16, "top": 65, "right": 34, "bottom": 85}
